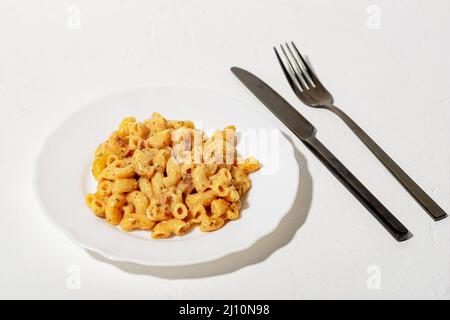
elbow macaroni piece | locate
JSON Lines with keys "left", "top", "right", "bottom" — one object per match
{"left": 226, "top": 201, "right": 241, "bottom": 220}
{"left": 105, "top": 193, "right": 126, "bottom": 225}
{"left": 210, "top": 199, "right": 229, "bottom": 218}
{"left": 127, "top": 191, "right": 149, "bottom": 215}
{"left": 96, "top": 180, "right": 113, "bottom": 198}
{"left": 152, "top": 219, "right": 188, "bottom": 238}
{"left": 131, "top": 149, "right": 154, "bottom": 178}
{"left": 163, "top": 158, "right": 181, "bottom": 187}
{"left": 151, "top": 172, "right": 165, "bottom": 194}
{"left": 138, "top": 177, "right": 153, "bottom": 199}
{"left": 200, "top": 216, "right": 225, "bottom": 232}
{"left": 172, "top": 202, "right": 188, "bottom": 219}
{"left": 237, "top": 156, "right": 261, "bottom": 174}
{"left": 146, "top": 129, "right": 172, "bottom": 148}
{"left": 92, "top": 156, "right": 107, "bottom": 180}
{"left": 101, "top": 159, "right": 135, "bottom": 180}
{"left": 224, "top": 186, "right": 240, "bottom": 202}
{"left": 85, "top": 113, "right": 260, "bottom": 239}
{"left": 192, "top": 165, "right": 211, "bottom": 192}
{"left": 112, "top": 178, "right": 138, "bottom": 194}
{"left": 120, "top": 213, "right": 155, "bottom": 232}
{"left": 186, "top": 190, "right": 217, "bottom": 209}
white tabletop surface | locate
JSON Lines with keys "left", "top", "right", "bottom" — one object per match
{"left": 1, "top": 0, "right": 449, "bottom": 299}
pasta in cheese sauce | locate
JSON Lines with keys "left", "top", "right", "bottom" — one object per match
{"left": 85, "top": 112, "right": 260, "bottom": 239}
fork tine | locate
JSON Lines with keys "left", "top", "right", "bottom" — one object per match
{"left": 274, "top": 47, "right": 300, "bottom": 94}
{"left": 280, "top": 44, "right": 307, "bottom": 91}
{"left": 286, "top": 42, "right": 315, "bottom": 88}
{"left": 290, "top": 42, "right": 322, "bottom": 87}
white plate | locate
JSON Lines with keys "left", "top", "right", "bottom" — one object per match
{"left": 33, "top": 86, "right": 299, "bottom": 266}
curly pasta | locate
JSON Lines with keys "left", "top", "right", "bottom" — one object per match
{"left": 85, "top": 112, "right": 260, "bottom": 238}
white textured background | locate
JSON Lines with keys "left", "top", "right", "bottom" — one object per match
{"left": 0, "top": 0, "right": 449, "bottom": 299}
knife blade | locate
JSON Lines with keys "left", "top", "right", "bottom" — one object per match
{"left": 231, "top": 66, "right": 410, "bottom": 241}
{"left": 231, "top": 67, "right": 316, "bottom": 141}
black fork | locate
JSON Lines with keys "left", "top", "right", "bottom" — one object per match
{"left": 275, "top": 42, "right": 447, "bottom": 221}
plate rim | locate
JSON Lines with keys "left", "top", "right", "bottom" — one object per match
{"left": 32, "top": 85, "right": 300, "bottom": 267}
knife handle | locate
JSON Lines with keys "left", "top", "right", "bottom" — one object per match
{"left": 304, "top": 136, "right": 410, "bottom": 242}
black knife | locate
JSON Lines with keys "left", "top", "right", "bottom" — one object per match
{"left": 231, "top": 67, "right": 411, "bottom": 242}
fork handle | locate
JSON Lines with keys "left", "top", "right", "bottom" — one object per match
{"left": 303, "top": 136, "right": 410, "bottom": 241}
{"left": 329, "top": 105, "right": 447, "bottom": 221}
